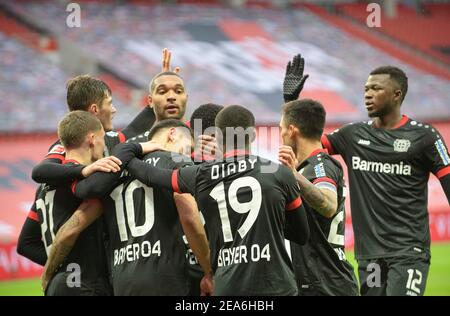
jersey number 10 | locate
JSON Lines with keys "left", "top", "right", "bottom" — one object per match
{"left": 110, "top": 180, "right": 155, "bottom": 242}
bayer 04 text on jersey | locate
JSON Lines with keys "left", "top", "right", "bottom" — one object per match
{"left": 217, "top": 243, "right": 270, "bottom": 267}
{"left": 113, "top": 240, "right": 161, "bottom": 266}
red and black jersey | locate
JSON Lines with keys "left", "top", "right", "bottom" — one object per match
{"left": 169, "top": 151, "right": 305, "bottom": 296}
{"left": 73, "top": 150, "right": 193, "bottom": 295}
{"left": 289, "top": 149, "right": 359, "bottom": 296}
{"left": 322, "top": 116, "right": 450, "bottom": 260}
{"left": 32, "top": 161, "right": 109, "bottom": 285}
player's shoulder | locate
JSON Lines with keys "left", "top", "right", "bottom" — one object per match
{"left": 327, "top": 121, "right": 366, "bottom": 138}
{"left": 317, "top": 150, "right": 343, "bottom": 168}
{"left": 397, "top": 118, "right": 444, "bottom": 143}
{"left": 272, "top": 161, "right": 296, "bottom": 184}
{"left": 126, "top": 131, "right": 150, "bottom": 144}
{"left": 306, "top": 150, "right": 343, "bottom": 172}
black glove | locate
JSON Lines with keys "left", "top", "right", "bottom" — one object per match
{"left": 283, "top": 54, "right": 309, "bottom": 103}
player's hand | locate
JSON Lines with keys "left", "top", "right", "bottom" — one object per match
{"left": 140, "top": 140, "right": 164, "bottom": 154}
{"left": 279, "top": 145, "right": 299, "bottom": 171}
{"left": 162, "top": 48, "right": 181, "bottom": 74}
{"left": 200, "top": 272, "right": 214, "bottom": 296}
{"left": 82, "top": 156, "right": 122, "bottom": 177}
{"left": 196, "top": 135, "right": 222, "bottom": 159}
{"left": 283, "top": 54, "right": 309, "bottom": 103}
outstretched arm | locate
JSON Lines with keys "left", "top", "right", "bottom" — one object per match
{"left": 73, "top": 143, "right": 142, "bottom": 199}
{"left": 41, "top": 199, "right": 103, "bottom": 292}
{"left": 74, "top": 142, "right": 163, "bottom": 199}
{"left": 32, "top": 157, "right": 122, "bottom": 186}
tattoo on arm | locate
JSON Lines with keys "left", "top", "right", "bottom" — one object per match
{"left": 44, "top": 214, "right": 81, "bottom": 278}
{"left": 293, "top": 172, "right": 337, "bottom": 218}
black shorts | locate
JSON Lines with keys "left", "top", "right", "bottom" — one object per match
{"left": 46, "top": 272, "right": 112, "bottom": 296}
{"left": 358, "top": 255, "right": 430, "bottom": 296}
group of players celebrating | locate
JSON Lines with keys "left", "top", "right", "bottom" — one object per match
{"left": 17, "top": 48, "right": 450, "bottom": 296}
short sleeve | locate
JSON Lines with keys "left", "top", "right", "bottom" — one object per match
{"left": 424, "top": 127, "right": 450, "bottom": 179}
{"left": 175, "top": 165, "right": 200, "bottom": 195}
{"left": 322, "top": 123, "right": 354, "bottom": 156}
{"left": 279, "top": 166, "right": 303, "bottom": 212}
{"left": 310, "top": 160, "right": 341, "bottom": 194}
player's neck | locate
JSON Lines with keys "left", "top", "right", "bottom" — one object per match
{"left": 65, "top": 148, "right": 93, "bottom": 165}
{"left": 151, "top": 134, "right": 168, "bottom": 151}
{"left": 296, "top": 138, "right": 323, "bottom": 165}
{"left": 374, "top": 109, "right": 403, "bottom": 129}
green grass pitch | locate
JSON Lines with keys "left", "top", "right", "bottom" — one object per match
{"left": 1, "top": 242, "right": 449, "bottom": 296}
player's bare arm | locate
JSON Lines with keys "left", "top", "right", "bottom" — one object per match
{"left": 173, "top": 193, "right": 214, "bottom": 295}
{"left": 279, "top": 145, "right": 337, "bottom": 218}
{"left": 41, "top": 199, "right": 103, "bottom": 292}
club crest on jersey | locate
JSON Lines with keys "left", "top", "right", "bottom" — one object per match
{"left": 393, "top": 139, "right": 411, "bottom": 153}
{"left": 314, "top": 163, "right": 326, "bottom": 178}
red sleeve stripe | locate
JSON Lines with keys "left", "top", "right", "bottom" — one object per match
{"left": 286, "top": 197, "right": 302, "bottom": 211}
{"left": 312, "top": 177, "right": 337, "bottom": 187}
{"left": 71, "top": 180, "right": 78, "bottom": 195}
{"left": 45, "top": 154, "right": 65, "bottom": 161}
{"left": 321, "top": 135, "right": 334, "bottom": 155}
{"left": 171, "top": 170, "right": 182, "bottom": 194}
{"left": 118, "top": 131, "right": 126, "bottom": 143}
{"left": 28, "top": 210, "right": 39, "bottom": 222}
{"left": 436, "top": 166, "right": 450, "bottom": 179}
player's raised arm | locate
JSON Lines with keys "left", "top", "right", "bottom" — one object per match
{"left": 283, "top": 54, "right": 309, "bottom": 103}
{"left": 173, "top": 193, "right": 214, "bottom": 295}
{"left": 41, "top": 199, "right": 103, "bottom": 292}
{"left": 17, "top": 200, "right": 47, "bottom": 266}
{"left": 120, "top": 106, "right": 155, "bottom": 140}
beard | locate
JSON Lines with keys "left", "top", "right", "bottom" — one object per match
{"left": 367, "top": 103, "right": 392, "bottom": 118}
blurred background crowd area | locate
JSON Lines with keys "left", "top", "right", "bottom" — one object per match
{"left": 0, "top": 0, "right": 449, "bottom": 132}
